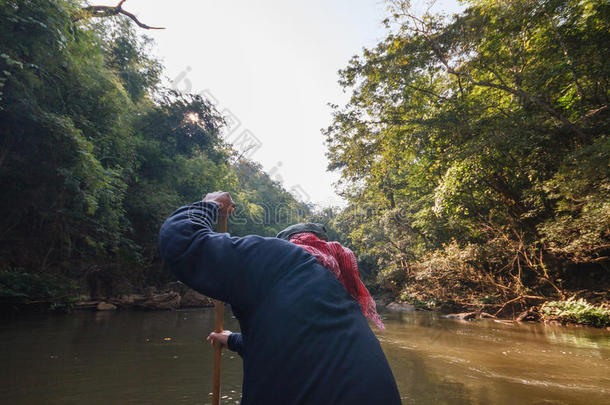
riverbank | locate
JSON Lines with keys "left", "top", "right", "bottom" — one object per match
{"left": 3, "top": 269, "right": 608, "bottom": 329}
{"left": 74, "top": 282, "right": 215, "bottom": 312}
{"left": 0, "top": 281, "right": 215, "bottom": 316}
{"left": 383, "top": 296, "right": 610, "bottom": 329}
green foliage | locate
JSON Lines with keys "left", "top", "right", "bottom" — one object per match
{"left": 399, "top": 291, "right": 440, "bottom": 310}
{"left": 0, "top": 270, "right": 78, "bottom": 301}
{"left": 226, "top": 160, "right": 309, "bottom": 238}
{"left": 541, "top": 298, "right": 610, "bottom": 327}
{"left": 0, "top": 0, "right": 309, "bottom": 295}
{"left": 326, "top": 0, "right": 610, "bottom": 307}
{"left": 1, "top": 0, "right": 136, "bottom": 273}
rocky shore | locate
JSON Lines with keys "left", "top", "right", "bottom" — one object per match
{"left": 383, "top": 301, "right": 610, "bottom": 330}
{"left": 75, "top": 282, "right": 214, "bottom": 312}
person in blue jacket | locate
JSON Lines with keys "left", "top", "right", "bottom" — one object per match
{"left": 158, "top": 191, "right": 401, "bottom": 405}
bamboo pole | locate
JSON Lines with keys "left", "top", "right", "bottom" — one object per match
{"left": 212, "top": 213, "right": 227, "bottom": 405}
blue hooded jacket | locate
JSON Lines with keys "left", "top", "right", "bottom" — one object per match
{"left": 158, "top": 201, "right": 401, "bottom": 405}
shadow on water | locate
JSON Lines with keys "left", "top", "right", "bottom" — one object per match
{"left": 0, "top": 309, "right": 244, "bottom": 405}
{"left": 1, "top": 309, "right": 609, "bottom": 404}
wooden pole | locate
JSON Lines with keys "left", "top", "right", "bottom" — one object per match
{"left": 212, "top": 213, "right": 227, "bottom": 405}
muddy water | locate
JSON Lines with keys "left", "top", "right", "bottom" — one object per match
{"left": 378, "top": 311, "right": 610, "bottom": 405}
{"left": 1, "top": 309, "right": 608, "bottom": 404}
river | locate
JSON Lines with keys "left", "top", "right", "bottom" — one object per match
{"left": 1, "top": 309, "right": 608, "bottom": 404}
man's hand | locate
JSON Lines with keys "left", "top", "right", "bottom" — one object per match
{"left": 207, "top": 330, "right": 232, "bottom": 349}
{"left": 203, "top": 191, "right": 236, "bottom": 217}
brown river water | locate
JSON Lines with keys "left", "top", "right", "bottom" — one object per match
{"left": 1, "top": 308, "right": 608, "bottom": 405}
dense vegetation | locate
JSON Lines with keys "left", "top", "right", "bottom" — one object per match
{"left": 541, "top": 298, "right": 610, "bottom": 327}
{"left": 325, "top": 0, "right": 610, "bottom": 315}
{"left": 0, "top": 0, "right": 307, "bottom": 301}
{"left": 1, "top": 0, "right": 608, "bottom": 324}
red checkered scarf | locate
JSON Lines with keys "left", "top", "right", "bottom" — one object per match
{"left": 289, "top": 232, "right": 385, "bottom": 330}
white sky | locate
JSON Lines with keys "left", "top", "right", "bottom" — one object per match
{"left": 106, "top": 0, "right": 464, "bottom": 207}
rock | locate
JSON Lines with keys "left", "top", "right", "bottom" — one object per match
{"left": 74, "top": 300, "right": 100, "bottom": 309}
{"left": 97, "top": 302, "right": 117, "bottom": 311}
{"left": 546, "top": 320, "right": 562, "bottom": 326}
{"left": 138, "top": 292, "right": 181, "bottom": 310}
{"left": 119, "top": 295, "right": 135, "bottom": 305}
{"left": 386, "top": 302, "right": 416, "bottom": 311}
{"left": 109, "top": 295, "right": 131, "bottom": 307}
{"left": 109, "top": 294, "right": 146, "bottom": 307}
{"left": 131, "top": 294, "right": 146, "bottom": 303}
{"left": 444, "top": 312, "right": 477, "bottom": 320}
{"left": 165, "top": 281, "right": 189, "bottom": 296}
{"left": 180, "top": 289, "right": 213, "bottom": 308}
{"left": 143, "top": 286, "right": 157, "bottom": 298}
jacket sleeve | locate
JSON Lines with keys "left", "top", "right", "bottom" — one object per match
{"left": 158, "top": 201, "right": 249, "bottom": 307}
{"left": 227, "top": 333, "right": 245, "bottom": 358}
{"left": 159, "top": 200, "right": 316, "bottom": 310}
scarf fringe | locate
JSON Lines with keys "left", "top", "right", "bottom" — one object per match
{"left": 289, "top": 233, "right": 385, "bottom": 330}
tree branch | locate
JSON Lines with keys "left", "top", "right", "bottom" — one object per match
{"left": 403, "top": 83, "right": 447, "bottom": 101}
{"left": 493, "top": 294, "right": 545, "bottom": 317}
{"left": 396, "top": 8, "right": 586, "bottom": 141}
{"left": 544, "top": 10, "right": 585, "bottom": 103}
{"left": 77, "top": 0, "right": 165, "bottom": 30}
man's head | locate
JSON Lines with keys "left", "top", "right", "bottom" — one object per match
{"left": 276, "top": 223, "right": 328, "bottom": 241}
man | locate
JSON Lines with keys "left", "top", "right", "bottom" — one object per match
{"left": 158, "top": 191, "right": 401, "bottom": 404}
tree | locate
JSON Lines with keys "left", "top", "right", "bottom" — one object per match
{"left": 325, "top": 0, "right": 610, "bottom": 312}
{"left": 0, "top": 0, "right": 310, "bottom": 299}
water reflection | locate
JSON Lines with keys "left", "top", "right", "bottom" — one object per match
{"left": 378, "top": 310, "right": 610, "bottom": 405}
{"left": 1, "top": 310, "right": 244, "bottom": 405}
{"left": 1, "top": 309, "right": 609, "bottom": 404}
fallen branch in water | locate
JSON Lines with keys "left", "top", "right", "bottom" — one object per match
{"left": 493, "top": 295, "right": 545, "bottom": 317}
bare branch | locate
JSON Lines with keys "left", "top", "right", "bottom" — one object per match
{"left": 77, "top": 0, "right": 165, "bottom": 30}
{"left": 493, "top": 295, "right": 545, "bottom": 317}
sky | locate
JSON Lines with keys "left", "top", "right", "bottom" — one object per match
{"left": 105, "top": 0, "right": 464, "bottom": 207}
